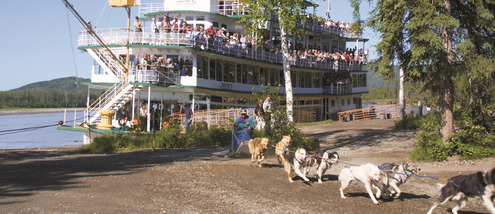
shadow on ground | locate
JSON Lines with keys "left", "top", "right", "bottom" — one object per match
{"left": 0, "top": 147, "right": 229, "bottom": 200}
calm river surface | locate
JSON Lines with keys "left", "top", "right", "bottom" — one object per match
{"left": 0, "top": 112, "right": 84, "bottom": 149}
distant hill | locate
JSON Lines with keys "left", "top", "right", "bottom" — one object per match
{"left": 366, "top": 67, "right": 398, "bottom": 89}
{"left": 0, "top": 77, "right": 100, "bottom": 108}
{"left": 10, "top": 77, "right": 90, "bottom": 91}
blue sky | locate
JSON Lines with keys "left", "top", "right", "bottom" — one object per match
{"left": 0, "top": 0, "right": 377, "bottom": 91}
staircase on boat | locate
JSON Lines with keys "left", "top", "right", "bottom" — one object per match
{"left": 84, "top": 47, "right": 143, "bottom": 125}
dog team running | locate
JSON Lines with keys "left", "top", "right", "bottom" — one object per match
{"left": 246, "top": 135, "right": 495, "bottom": 214}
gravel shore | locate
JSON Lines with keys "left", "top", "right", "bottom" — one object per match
{"left": 0, "top": 119, "right": 492, "bottom": 213}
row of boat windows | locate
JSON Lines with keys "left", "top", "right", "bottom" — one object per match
{"left": 197, "top": 55, "right": 367, "bottom": 88}
{"left": 198, "top": 55, "right": 326, "bottom": 88}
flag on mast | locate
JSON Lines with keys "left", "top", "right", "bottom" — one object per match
{"left": 326, "top": 0, "right": 331, "bottom": 19}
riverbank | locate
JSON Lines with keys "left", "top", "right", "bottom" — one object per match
{"left": 1, "top": 119, "right": 492, "bottom": 213}
{"left": 0, "top": 108, "right": 85, "bottom": 116}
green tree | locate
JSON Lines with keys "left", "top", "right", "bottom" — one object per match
{"left": 351, "top": 0, "right": 495, "bottom": 143}
{"left": 238, "top": 0, "right": 308, "bottom": 122}
{"left": 365, "top": 0, "right": 413, "bottom": 119}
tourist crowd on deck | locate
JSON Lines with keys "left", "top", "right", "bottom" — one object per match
{"left": 123, "top": 13, "right": 368, "bottom": 83}
{"left": 128, "top": 13, "right": 369, "bottom": 65}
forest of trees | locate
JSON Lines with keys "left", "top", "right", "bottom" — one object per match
{"left": 0, "top": 77, "right": 101, "bottom": 108}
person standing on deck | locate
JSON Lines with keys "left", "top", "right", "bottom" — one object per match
{"left": 134, "top": 16, "right": 142, "bottom": 43}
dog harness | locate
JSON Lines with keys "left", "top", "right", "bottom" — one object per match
{"left": 483, "top": 172, "right": 492, "bottom": 186}
{"left": 448, "top": 177, "right": 465, "bottom": 188}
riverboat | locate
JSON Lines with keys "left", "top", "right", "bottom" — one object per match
{"left": 59, "top": 0, "right": 369, "bottom": 144}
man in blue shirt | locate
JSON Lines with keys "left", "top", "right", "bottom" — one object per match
{"left": 234, "top": 109, "right": 255, "bottom": 130}
{"left": 181, "top": 103, "right": 193, "bottom": 132}
{"left": 230, "top": 109, "right": 255, "bottom": 157}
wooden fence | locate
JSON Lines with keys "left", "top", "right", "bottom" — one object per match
{"left": 164, "top": 109, "right": 245, "bottom": 129}
{"left": 164, "top": 108, "right": 318, "bottom": 129}
{"left": 337, "top": 104, "right": 399, "bottom": 122}
{"left": 293, "top": 109, "right": 317, "bottom": 123}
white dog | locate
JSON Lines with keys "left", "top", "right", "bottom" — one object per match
{"left": 283, "top": 148, "right": 311, "bottom": 183}
{"left": 306, "top": 150, "right": 339, "bottom": 183}
{"left": 339, "top": 163, "right": 386, "bottom": 205}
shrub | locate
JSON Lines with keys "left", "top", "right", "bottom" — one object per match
{"left": 155, "top": 120, "right": 185, "bottom": 149}
{"left": 410, "top": 139, "right": 452, "bottom": 161}
{"left": 411, "top": 113, "right": 495, "bottom": 161}
{"left": 83, "top": 135, "right": 116, "bottom": 153}
{"left": 410, "top": 113, "right": 453, "bottom": 161}
{"left": 395, "top": 115, "right": 422, "bottom": 130}
{"left": 450, "top": 125, "right": 495, "bottom": 160}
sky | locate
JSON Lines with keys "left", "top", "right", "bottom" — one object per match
{"left": 0, "top": 0, "right": 377, "bottom": 91}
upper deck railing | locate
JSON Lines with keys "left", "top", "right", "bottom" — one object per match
{"left": 136, "top": 3, "right": 362, "bottom": 38}
{"left": 138, "top": 2, "right": 164, "bottom": 17}
{"left": 79, "top": 28, "right": 367, "bottom": 72}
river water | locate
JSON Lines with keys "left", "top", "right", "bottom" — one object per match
{"left": 0, "top": 112, "right": 84, "bottom": 149}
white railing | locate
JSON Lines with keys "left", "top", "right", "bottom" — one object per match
{"left": 129, "top": 67, "right": 180, "bottom": 85}
{"left": 216, "top": 1, "right": 248, "bottom": 16}
{"left": 138, "top": 2, "right": 164, "bottom": 17}
{"left": 322, "top": 83, "right": 353, "bottom": 94}
{"left": 79, "top": 29, "right": 367, "bottom": 72}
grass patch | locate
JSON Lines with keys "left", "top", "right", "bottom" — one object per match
{"left": 297, "top": 119, "right": 334, "bottom": 126}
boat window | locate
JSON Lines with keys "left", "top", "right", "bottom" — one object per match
{"left": 247, "top": 65, "right": 254, "bottom": 85}
{"left": 341, "top": 99, "right": 345, "bottom": 106}
{"left": 331, "top": 100, "right": 335, "bottom": 107}
{"left": 224, "top": 61, "right": 234, "bottom": 83}
{"left": 213, "top": 22, "right": 219, "bottom": 27}
{"left": 260, "top": 68, "right": 267, "bottom": 85}
{"left": 197, "top": 16, "right": 205, "bottom": 21}
{"left": 270, "top": 68, "right": 277, "bottom": 85}
{"left": 252, "top": 65, "right": 259, "bottom": 85}
{"left": 298, "top": 71, "right": 304, "bottom": 88}
{"left": 211, "top": 96, "right": 222, "bottom": 103}
{"left": 242, "top": 64, "right": 248, "bottom": 84}
{"left": 313, "top": 73, "right": 321, "bottom": 88}
{"left": 215, "top": 60, "right": 223, "bottom": 81}
{"left": 185, "top": 16, "right": 194, "bottom": 21}
{"left": 224, "top": 97, "right": 235, "bottom": 104}
{"left": 237, "top": 98, "right": 247, "bottom": 104}
{"left": 179, "top": 55, "right": 193, "bottom": 76}
{"left": 305, "top": 72, "right": 312, "bottom": 88}
{"left": 235, "top": 64, "right": 242, "bottom": 83}
{"left": 197, "top": 55, "right": 205, "bottom": 79}
{"left": 209, "top": 59, "right": 216, "bottom": 80}
{"left": 93, "top": 61, "right": 104, "bottom": 74}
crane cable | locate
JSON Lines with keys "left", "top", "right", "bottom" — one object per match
{"left": 65, "top": 5, "right": 79, "bottom": 85}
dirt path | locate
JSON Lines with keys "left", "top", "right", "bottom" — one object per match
{"left": 1, "top": 119, "right": 493, "bottom": 213}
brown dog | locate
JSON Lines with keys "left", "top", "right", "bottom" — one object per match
{"left": 275, "top": 135, "right": 292, "bottom": 165}
{"left": 248, "top": 137, "right": 270, "bottom": 167}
